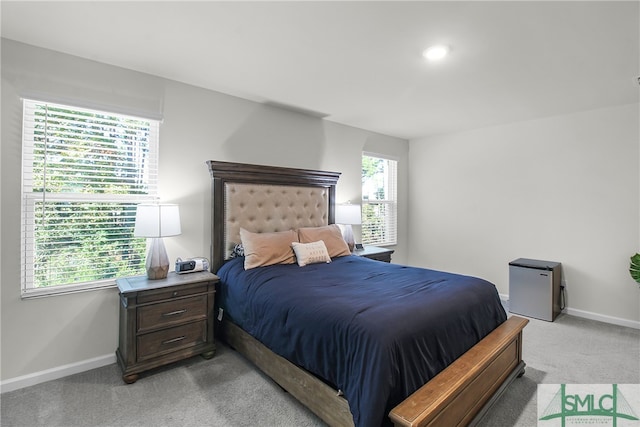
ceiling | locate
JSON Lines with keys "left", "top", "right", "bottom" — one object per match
{"left": 2, "top": 1, "right": 638, "bottom": 140}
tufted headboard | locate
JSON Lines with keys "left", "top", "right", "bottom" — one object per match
{"left": 206, "top": 161, "right": 341, "bottom": 273}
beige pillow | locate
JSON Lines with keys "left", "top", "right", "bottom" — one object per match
{"left": 292, "top": 241, "right": 332, "bottom": 267}
{"left": 297, "top": 224, "right": 351, "bottom": 258}
{"left": 239, "top": 228, "right": 298, "bottom": 270}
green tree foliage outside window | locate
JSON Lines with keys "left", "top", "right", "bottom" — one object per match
{"left": 22, "top": 101, "right": 158, "bottom": 292}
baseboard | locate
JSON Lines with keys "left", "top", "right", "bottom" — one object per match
{"left": 563, "top": 307, "right": 640, "bottom": 330}
{"left": 0, "top": 353, "right": 116, "bottom": 394}
{"left": 499, "top": 293, "right": 640, "bottom": 330}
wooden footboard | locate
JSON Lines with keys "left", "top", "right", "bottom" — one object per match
{"left": 389, "top": 315, "right": 528, "bottom": 427}
{"left": 220, "top": 315, "right": 528, "bottom": 427}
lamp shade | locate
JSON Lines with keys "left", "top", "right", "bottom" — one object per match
{"left": 134, "top": 204, "right": 181, "bottom": 238}
{"left": 335, "top": 204, "right": 361, "bottom": 225}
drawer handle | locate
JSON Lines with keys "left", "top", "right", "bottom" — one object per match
{"left": 162, "top": 309, "right": 187, "bottom": 317}
{"left": 162, "top": 336, "right": 186, "bottom": 345}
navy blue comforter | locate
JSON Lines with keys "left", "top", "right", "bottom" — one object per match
{"left": 217, "top": 255, "right": 506, "bottom": 427}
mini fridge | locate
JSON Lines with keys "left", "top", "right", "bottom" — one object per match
{"left": 509, "top": 258, "right": 562, "bottom": 322}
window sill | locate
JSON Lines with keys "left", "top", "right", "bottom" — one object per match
{"left": 21, "top": 280, "right": 117, "bottom": 299}
{"left": 361, "top": 242, "right": 397, "bottom": 247}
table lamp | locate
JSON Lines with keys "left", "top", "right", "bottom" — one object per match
{"left": 134, "top": 203, "right": 181, "bottom": 279}
{"left": 335, "top": 203, "right": 361, "bottom": 252}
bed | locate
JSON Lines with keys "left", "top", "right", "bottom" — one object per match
{"left": 207, "top": 160, "right": 528, "bottom": 427}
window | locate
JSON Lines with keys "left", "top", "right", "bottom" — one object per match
{"left": 361, "top": 153, "right": 397, "bottom": 246}
{"left": 21, "top": 100, "right": 159, "bottom": 297}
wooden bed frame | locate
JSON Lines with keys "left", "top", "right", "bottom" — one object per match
{"left": 207, "top": 160, "right": 528, "bottom": 427}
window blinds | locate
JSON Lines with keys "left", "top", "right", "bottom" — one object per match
{"left": 21, "top": 100, "right": 159, "bottom": 295}
{"left": 361, "top": 155, "right": 398, "bottom": 246}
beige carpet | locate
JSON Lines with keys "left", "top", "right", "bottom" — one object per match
{"left": 2, "top": 313, "right": 638, "bottom": 427}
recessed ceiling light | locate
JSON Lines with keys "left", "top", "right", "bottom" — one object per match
{"left": 423, "top": 45, "right": 449, "bottom": 62}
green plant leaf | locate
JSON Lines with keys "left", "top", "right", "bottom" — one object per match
{"left": 630, "top": 253, "right": 640, "bottom": 284}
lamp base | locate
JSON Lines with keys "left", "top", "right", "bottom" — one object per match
{"left": 342, "top": 224, "right": 355, "bottom": 252}
{"left": 146, "top": 238, "right": 170, "bottom": 280}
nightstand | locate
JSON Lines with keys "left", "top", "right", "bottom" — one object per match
{"left": 115, "top": 271, "right": 218, "bottom": 384}
{"left": 353, "top": 246, "right": 394, "bottom": 263}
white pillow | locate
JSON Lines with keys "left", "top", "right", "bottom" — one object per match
{"left": 291, "top": 241, "right": 332, "bottom": 267}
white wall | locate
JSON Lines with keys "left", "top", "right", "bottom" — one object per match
{"left": 5, "top": 35, "right": 636, "bottom": 389}
{"left": 408, "top": 104, "right": 640, "bottom": 326}
{"left": 0, "top": 39, "right": 408, "bottom": 382}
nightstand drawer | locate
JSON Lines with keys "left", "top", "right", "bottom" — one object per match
{"left": 117, "top": 271, "right": 218, "bottom": 383}
{"left": 137, "top": 295, "right": 207, "bottom": 333}
{"left": 137, "top": 283, "right": 209, "bottom": 304}
{"left": 137, "top": 320, "right": 206, "bottom": 362}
